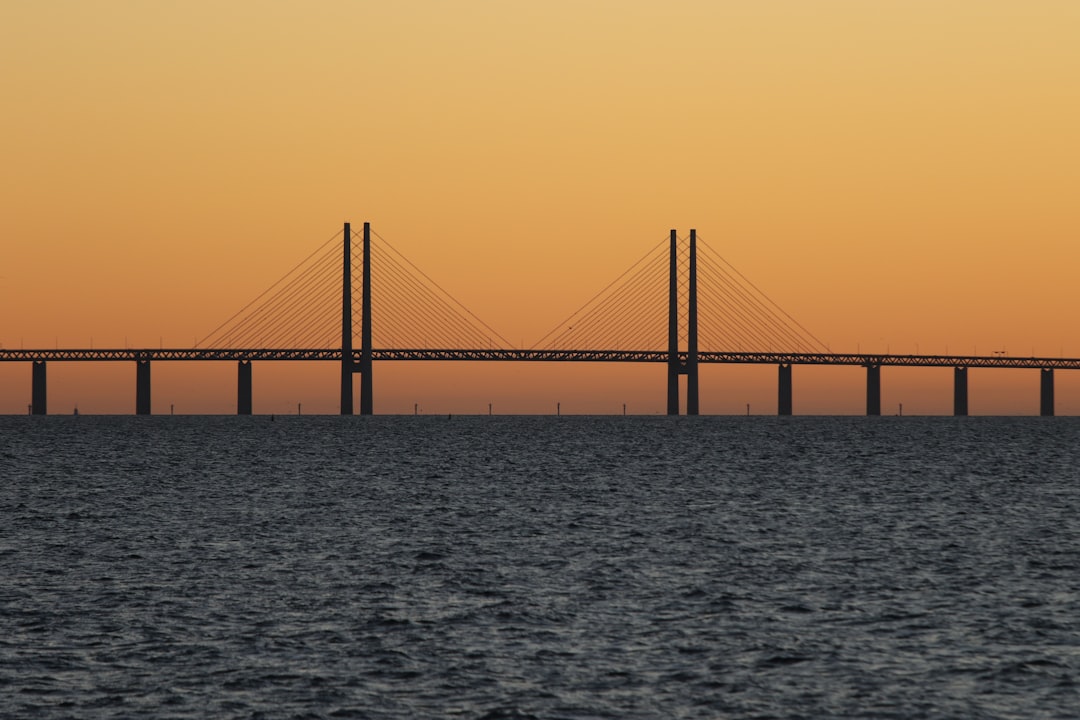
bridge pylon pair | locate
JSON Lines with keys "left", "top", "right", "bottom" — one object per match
{"left": 340, "top": 222, "right": 373, "bottom": 415}
{"left": 667, "top": 229, "right": 699, "bottom": 416}
{"left": 339, "top": 223, "right": 702, "bottom": 416}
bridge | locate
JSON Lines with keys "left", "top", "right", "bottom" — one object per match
{"left": 2, "top": 223, "right": 1074, "bottom": 416}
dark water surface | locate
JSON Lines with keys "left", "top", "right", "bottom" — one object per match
{"left": 2, "top": 416, "right": 1079, "bottom": 718}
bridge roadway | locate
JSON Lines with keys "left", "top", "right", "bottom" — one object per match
{"left": 5, "top": 347, "right": 1073, "bottom": 416}
{"left": 3, "top": 348, "right": 1080, "bottom": 369}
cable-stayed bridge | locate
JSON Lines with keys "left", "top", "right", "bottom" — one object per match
{"left": 4, "top": 222, "right": 1077, "bottom": 415}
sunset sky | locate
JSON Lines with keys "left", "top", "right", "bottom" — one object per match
{"left": 3, "top": 1, "right": 1079, "bottom": 415}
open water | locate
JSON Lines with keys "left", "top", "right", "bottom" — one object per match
{"left": 2, "top": 415, "right": 1079, "bottom": 718}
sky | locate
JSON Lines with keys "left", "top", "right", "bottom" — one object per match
{"left": 2, "top": 1, "right": 1079, "bottom": 415}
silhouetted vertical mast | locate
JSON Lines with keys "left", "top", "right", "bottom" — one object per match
{"left": 340, "top": 222, "right": 353, "bottom": 414}
{"left": 667, "top": 229, "right": 680, "bottom": 415}
{"left": 360, "top": 222, "right": 373, "bottom": 415}
{"left": 687, "top": 229, "right": 699, "bottom": 415}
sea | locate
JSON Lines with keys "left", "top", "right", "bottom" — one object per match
{"left": 2, "top": 415, "right": 1079, "bottom": 719}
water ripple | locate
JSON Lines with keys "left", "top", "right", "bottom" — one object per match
{"left": 2, "top": 416, "right": 1080, "bottom": 718}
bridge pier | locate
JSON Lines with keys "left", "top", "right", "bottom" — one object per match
{"left": 1040, "top": 368, "right": 1055, "bottom": 416}
{"left": 238, "top": 360, "right": 253, "bottom": 415}
{"left": 136, "top": 357, "right": 151, "bottom": 415}
{"left": 31, "top": 360, "right": 47, "bottom": 415}
{"left": 865, "top": 364, "right": 881, "bottom": 416}
{"left": 778, "top": 363, "right": 793, "bottom": 415}
{"left": 953, "top": 366, "right": 968, "bottom": 416}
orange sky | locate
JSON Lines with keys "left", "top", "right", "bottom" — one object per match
{"left": 2, "top": 1, "right": 1079, "bottom": 414}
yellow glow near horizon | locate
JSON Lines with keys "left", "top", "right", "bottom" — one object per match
{"left": 2, "top": 2, "right": 1079, "bottom": 413}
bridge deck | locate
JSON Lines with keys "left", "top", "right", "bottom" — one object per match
{"left": 2, "top": 348, "right": 1079, "bottom": 369}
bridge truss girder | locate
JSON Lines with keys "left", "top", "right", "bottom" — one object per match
{"left": 5, "top": 348, "right": 1080, "bottom": 370}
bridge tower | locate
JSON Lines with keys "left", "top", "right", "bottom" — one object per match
{"left": 667, "top": 229, "right": 699, "bottom": 415}
{"left": 667, "top": 230, "right": 678, "bottom": 414}
{"left": 340, "top": 221, "right": 373, "bottom": 415}
{"left": 360, "top": 221, "right": 373, "bottom": 415}
{"left": 340, "top": 222, "right": 353, "bottom": 414}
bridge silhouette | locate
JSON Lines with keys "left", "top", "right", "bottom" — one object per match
{"left": 4, "top": 222, "right": 1077, "bottom": 416}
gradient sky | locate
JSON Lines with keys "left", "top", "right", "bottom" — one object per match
{"left": 3, "top": 1, "right": 1079, "bottom": 414}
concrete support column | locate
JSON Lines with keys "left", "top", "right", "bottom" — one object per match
{"left": 136, "top": 358, "right": 151, "bottom": 415}
{"left": 778, "top": 363, "right": 793, "bottom": 416}
{"left": 31, "top": 360, "right": 47, "bottom": 415}
{"left": 666, "top": 229, "right": 679, "bottom": 416}
{"left": 866, "top": 364, "right": 881, "bottom": 416}
{"left": 953, "top": 366, "right": 968, "bottom": 417}
{"left": 1040, "top": 368, "right": 1055, "bottom": 417}
{"left": 238, "top": 360, "right": 253, "bottom": 415}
